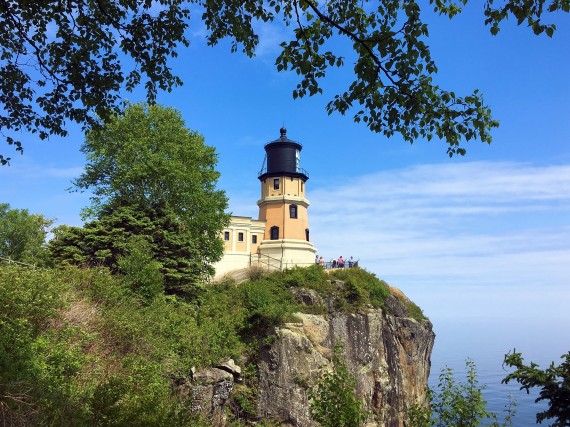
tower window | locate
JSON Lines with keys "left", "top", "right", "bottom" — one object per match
{"left": 305, "top": 228, "right": 310, "bottom": 242}
{"left": 252, "top": 235, "right": 257, "bottom": 244}
{"left": 270, "top": 226, "right": 279, "bottom": 240}
{"left": 273, "top": 178, "right": 280, "bottom": 190}
{"left": 290, "top": 204, "right": 298, "bottom": 219}
{"left": 238, "top": 232, "right": 244, "bottom": 242}
{"left": 224, "top": 231, "right": 230, "bottom": 241}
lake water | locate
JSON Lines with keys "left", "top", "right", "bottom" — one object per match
{"left": 396, "top": 281, "right": 570, "bottom": 426}
{"left": 428, "top": 316, "right": 569, "bottom": 426}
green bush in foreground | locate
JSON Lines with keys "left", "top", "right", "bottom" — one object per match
{"left": 408, "top": 360, "right": 516, "bottom": 427}
{"left": 0, "top": 265, "right": 242, "bottom": 425}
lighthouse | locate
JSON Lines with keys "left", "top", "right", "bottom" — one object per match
{"left": 256, "top": 128, "right": 316, "bottom": 267}
{"left": 214, "top": 128, "right": 317, "bottom": 278}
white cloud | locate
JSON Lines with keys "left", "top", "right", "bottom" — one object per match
{"left": 305, "top": 161, "right": 570, "bottom": 317}
{"left": 253, "top": 21, "right": 288, "bottom": 58}
{"left": 0, "top": 163, "right": 83, "bottom": 179}
{"left": 218, "top": 160, "right": 570, "bottom": 321}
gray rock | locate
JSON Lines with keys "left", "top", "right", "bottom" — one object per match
{"left": 217, "top": 358, "right": 242, "bottom": 379}
{"left": 292, "top": 288, "right": 323, "bottom": 307}
{"left": 182, "top": 367, "right": 234, "bottom": 427}
{"left": 256, "top": 289, "right": 434, "bottom": 426}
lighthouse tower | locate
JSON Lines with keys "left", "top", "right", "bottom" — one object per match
{"left": 256, "top": 128, "right": 316, "bottom": 267}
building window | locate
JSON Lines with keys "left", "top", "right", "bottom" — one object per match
{"left": 273, "top": 178, "right": 280, "bottom": 190}
{"left": 270, "top": 226, "right": 279, "bottom": 240}
{"left": 305, "top": 228, "right": 310, "bottom": 242}
{"left": 301, "top": 181, "right": 304, "bottom": 192}
{"left": 252, "top": 235, "right": 257, "bottom": 244}
{"left": 238, "top": 232, "right": 244, "bottom": 242}
{"left": 224, "top": 231, "right": 230, "bottom": 241}
{"left": 289, "top": 204, "right": 298, "bottom": 219}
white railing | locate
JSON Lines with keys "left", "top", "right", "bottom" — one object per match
{"left": 0, "top": 256, "right": 36, "bottom": 268}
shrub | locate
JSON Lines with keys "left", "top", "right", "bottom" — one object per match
{"left": 118, "top": 235, "right": 164, "bottom": 303}
{"left": 503, "top": 350, "right": 570, "bottom": 426}
{"left": 408, "top": 359, "right": 516, "bottom": 427}
{"left": 309, "top": 346, "right": 368, "bottom": 427}
{"left": 331, "top": 267, "right": 391, "bottom": 310}
{"left": 247, "top": 265, "right": 267, "bottom": 281}
{"left": 239, "top": 278, "right": 298, "bottom": 331}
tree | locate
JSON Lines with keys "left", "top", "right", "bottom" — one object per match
{"left": 50, "top": 104, "right": 229, "bottom": 297}
{"left": 1, "top": 1, "right": 568, "bottom": 163}
{"left": 0, "top": 203, "right": 53, "bottom": 265}
{"left": 49, "top": 202, "right": 218, "bottom": 299}
{"left": 75, "top": 102, "right": 229, "bottom": 271}
{"left": 74, "top": 103, "right": 228, "bottom": 232}
{"left": 118, "top": 235, "right": 164, "bottom": 303}
{"left": 503, "top": 350, "right": 570, "bottom": 426}
{"left": 309, "top": 346, "right": 368, "bottom": 427}
{"left": 0, "top": 0, "right": 189, "bottom": 165}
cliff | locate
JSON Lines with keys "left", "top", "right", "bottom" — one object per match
{"left": 189, "top": 279, "right": 434, "bottom": 426}
{"left": 256, "top": 286, "right": 435, "bottom": 426}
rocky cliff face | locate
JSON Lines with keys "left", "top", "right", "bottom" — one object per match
{"left": 185, "top": 283, "right": 434, "bottom": 426}
{"left": 256, "top": 286, "right": 435, "bottom": 426}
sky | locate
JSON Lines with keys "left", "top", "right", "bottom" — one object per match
{"left": 1, "top": 2, "right": 569, "bottom": 370}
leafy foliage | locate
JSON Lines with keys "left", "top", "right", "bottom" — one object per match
{"left": 74, "top": 103, "right": 228, "bottom": 227}
{"left": 483, "top": 0, "right": 570, "bottom": 37}
{"left": 0, "top": 265, "right": 89, "bottom": 425}
{"left": 263, "top": 265, "right": 395, "bottom": 314}
{"left": 408, "top": 359, "right": 516, "bottom": 427}
{"left": 270, "top": 264, "right": 331, "bottom": 292}
{"left": 239, "top": 278, "right": 298, "bottom": 331}
{"left": 50, "top": 104, "right": 228, "bottom": 298}
{"left": 0, "top": 264, "right": 237, "bottom": 425}
{"left": 309, "top": 346, "right": 368, "bottom": 427}
{"left": 431, "top": 360, "right": 497, "bottom": 426}
{"left": 1, "top": 261, "right": 427, "bottom": 425}
{"left": 503, "top": 350, "right": 570, "bottom": 426}
{"left": 0, "top": 203, "right": 53, "bottom": 265}
{"left": 0, "top": 1, "right": 189, "bottom": 165}
{"left": 2, "top": 1, "right": 568, "bottom": 162}
{"left": 330, "top": 267, "right": 391, "bottom": 310}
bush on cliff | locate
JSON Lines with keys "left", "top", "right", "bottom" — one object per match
{"left": 0, "top": 264, "right": 241, "bottom": 425}
{"left": 309, "top": 346, "right": 368, "bottom": 427}
{"left": 1, "top": 262, "right": 425, "bottom": 425}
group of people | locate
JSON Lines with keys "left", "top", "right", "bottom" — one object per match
{"left": 315, "top": 255, "right": 356, "bottom": 269}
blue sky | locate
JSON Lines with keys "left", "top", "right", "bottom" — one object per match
{"left": 1, "top": 3, "right": 569, "bottom": 359}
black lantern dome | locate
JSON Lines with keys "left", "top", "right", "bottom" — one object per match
{"left": 258, "top": 128, "right": 309, "bottom": 181}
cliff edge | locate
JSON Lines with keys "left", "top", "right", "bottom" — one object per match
{"left": 256, "top": 283, "right": 435, "bottom": 426}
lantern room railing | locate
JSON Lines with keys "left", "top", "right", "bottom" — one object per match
{"left": 258, "top": 166, "right": 309, "bottom": 178}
